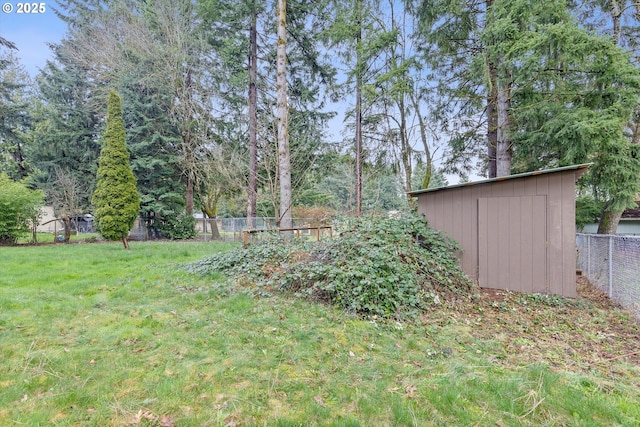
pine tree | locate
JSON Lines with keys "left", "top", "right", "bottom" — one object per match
{"left": 30, "top": 45, "right": 101, "bottom": 209}
{"left": 92, "top": 89, "right": 140, "bottom": 249}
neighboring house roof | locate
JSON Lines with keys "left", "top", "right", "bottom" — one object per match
{"left": 622, "top": 202, "right": 640, "bottom": 219}
{"left": 407, "top": 163, "right": 592, "bottom": 196}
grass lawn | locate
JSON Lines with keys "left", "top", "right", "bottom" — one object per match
{"left": 17, "top": 232, "right": 102, "bottom": 245}
{"left": 1, "top": 241, "right": 639, "bottom": 426}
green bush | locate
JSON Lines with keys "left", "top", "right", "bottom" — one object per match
{"left": 191, "top": 214, "right": 474, "bottom": 319}
{"left": 0, "top": 174, "right": 44, "bottom": 245}
{"left": 156, "top": 210, "right": 197, "bottom": 239}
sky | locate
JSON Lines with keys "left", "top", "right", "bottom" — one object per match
{"left": 0, "top": 3, "right": 67, "bottom": 76}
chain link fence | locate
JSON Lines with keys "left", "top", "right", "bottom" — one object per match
{"left": 128, "top": 217, "right": 328, "bottom": 242}
{"left": 576, "top": 233, "right": 640, "bottom": 319}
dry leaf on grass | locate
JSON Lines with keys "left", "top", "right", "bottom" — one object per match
{"left": 404, "top": 385, "right": 417, "bottom": 399}
{"left": 159, "top": 414, "right": 177, "bottom": 427}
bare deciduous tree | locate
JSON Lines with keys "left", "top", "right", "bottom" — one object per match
{"left": 48, "top": 166, "right": 86, "bottom": 243}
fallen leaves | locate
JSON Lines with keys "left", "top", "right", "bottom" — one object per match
{"left": 128, "top": 409, "right": 176, "bottom": 427}
{"left": 404, "top": 385, "right": 417, "bottom": 399}
{"left": 434, "top": 277, "right": 640, "bottom": 375}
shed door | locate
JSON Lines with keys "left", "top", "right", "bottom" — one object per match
{"left": 478, "top": 196, "right": 547, "bottom": 293}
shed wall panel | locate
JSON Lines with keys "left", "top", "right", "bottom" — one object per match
{"left": 547, "top": 174, "right": 563, "bottom": 294}
{"left": 477, "top": 198, "right": 489, "bottom": 287}
{"left": 520, "top": 196, "right": 534, "bottom": 291}
{"left": 531, "top": 196, "right": 548, "bottom": 293}
{"left": 508, "top": 196, "right": 522, "bottom": 292}
{"left": 561, "top": 172, "right": 577, "bottom": 297}
{"left": 461, "top": 187, "right": 476, "bottom": 275}
{"left": 478, "top": 196, "right": 547, "bottom": 292}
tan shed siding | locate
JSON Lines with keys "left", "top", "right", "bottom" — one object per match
{"left": 519, "top": 195, "right": 534, "bottom": 291}
{"left": 561, "top": 171, "right": 577, "bottom": 297}
{"left": 531, "top": 196, "right": 548, "bottom": 293}
{"left": 478, "top": 196, "right": 547, "bottom": 292}
{"left": 546, "top": 173, "right": 564, "bottom": 295}
{"left": 442, "top": 191, "right": 455, "bottom": 241}
{"left": 477, "top": 199, "right": 488, "bottom": 286}
{"left": 452, "top": 188, "right": 464, "bottom": 244}
{"left": 508, "top": 196, "right": 522, "bottom": 292}
{"left": 463, "top": 187, "right": 479, "bottom": 278}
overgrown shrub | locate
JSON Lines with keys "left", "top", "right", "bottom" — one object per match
{"left": 191, "top": 214, "right": 474, "bottom": 319}
{"left": 156, "top": 210, "right": 197, "bottom": 239}
{"left": 0, "top": 174, "right": 44, "bottom": 245}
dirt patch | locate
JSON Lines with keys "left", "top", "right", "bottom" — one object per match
{"left": 428, "top": 276, "right": 640, "bottom": 379}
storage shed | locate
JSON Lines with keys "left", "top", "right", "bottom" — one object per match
{"left": 408, "top": 164, "right": 590, "bottom": 297}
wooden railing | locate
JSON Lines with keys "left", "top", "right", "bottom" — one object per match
{"left": 243, "top": 226, "right": 333, "bottom": 248}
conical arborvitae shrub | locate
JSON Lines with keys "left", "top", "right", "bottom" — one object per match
{"left": 92, "top": 89, "right": 140, "bottom": 249}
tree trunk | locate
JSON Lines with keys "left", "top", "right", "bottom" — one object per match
{"left": 186, "top": 175, "right": 194, "bottom": 215}
{"left": 398, "top": 96, "right": 412, "bottom": 195}
{"left": 611, "top": 0, "right": 622, "bottom": 45}
{"left": 182, "top": 67, "right": 195, "bottom": 216}
{"left": 354, "top": 0, "right": 363, "bottom": 216}
{"left": 121, "top": 234, "right": 130, "bottom": 249}
{"left": 597, "top": 204, "right": 622, "bottom": 235}
{"left": 487, "top": 64, "right": 498, "bottom": 178}
{"left": 486, "top": 0, "right": 498, "bottom": 179}
{"left": 495, "top": 76, "right": 512, "bottom": 177}
{"left": 247, "top": 2, "right": 258, "bottom": 229}
{"left": 209, "top": 219, "right": 221, "bottom": 240}
{"left": 276, "top": 0, "right": 293, "bottom": 229}
{"left": 410, "top": 93, "right": 432, "bottom": 189}
{"left": 61, "top": 213, "right": 71, "bottom": 244}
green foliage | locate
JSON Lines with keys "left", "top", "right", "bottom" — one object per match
{"left": 192, "top": 213, "right": 473, "bottom": 318}
{"left": 575, "top": 195, "right": 604, "bottom": 230}
{"left": 484, "top": 0, "right": 640, "bottom": 210}
{"left": 156, "top": 210, "right": 197, "bottom": 240}
{"left": 120, "top": 72, "right": 190, "bottom": 239}
{"left": 92, "top": 90, "right": 140, "bottom": 243}
{"left": 0, "top": 50, "right": 32, "bottom": 181}
{"left": 0, "top": 173, "right": 43, "bottom": 245}
{"left": 412, "top": 164, "right": 449, "bottom": 190}
{"left": 29, "top": 46, "right": 101, "bottom": 210}
{"left": 307, "top": 154, "right": 409, "bottom": 213}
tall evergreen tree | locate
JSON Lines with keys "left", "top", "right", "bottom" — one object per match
{"left": 57, "top": 0, "right": 211, "bottom": 217}
{"left": 326, "top": 0, "right": 403, "bottom": 212}
{"left": 120, "top": 70, "right": 193, "bottom": 239}
{"left": 483, "top": 0, "right": 640, "bottom": 230}
{"left": 29, "top": 45, "right": 101, "bottom": 210}
{"left": 200, "top": 0, "right": 334, "bottom": 223}
{"left": 276, "top": 0, "right": 293, "bottom": 228}
{"left": 199, "top": 0, "right": 264, "bottom": 227}
{"left": 92, "top": 89, "right": 140, "bottom": 249}
{"left": 0, "top": 50, "right": 32, "bottom": 180}
{"left": 409, "top": 0, "right": 491, "bottom": 177}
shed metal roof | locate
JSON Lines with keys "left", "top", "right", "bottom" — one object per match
{"left": 407, "top": 163, "right": 592, "bottom": 196}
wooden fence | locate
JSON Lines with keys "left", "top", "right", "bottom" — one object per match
{"left": 243, "top": 226, "right": 333, "bottom": 248}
